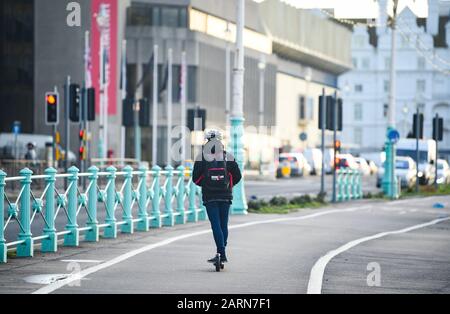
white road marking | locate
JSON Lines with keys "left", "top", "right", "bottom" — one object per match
{"left": 32, "top": 205, "right": 371, "bottom": 294}
{"left": 306, "top": 216, "right": 450, "bottom": 294}
{"left": 60, "top": 260, "right": 103, "bottom": 264}
{"left": 24, "top": 274, "right": 70, "bottom": 285}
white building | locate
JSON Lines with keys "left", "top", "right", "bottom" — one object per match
{"left": 338, "top": 0, "right": 450, "bottom": 160}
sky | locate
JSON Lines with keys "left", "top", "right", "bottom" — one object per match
{"left": 253, "top": 0, "right": 430, "bottom": 18}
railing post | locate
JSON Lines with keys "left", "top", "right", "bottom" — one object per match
{"left": 352, "top": 170, "right": 358, "bottom": 200}
{"left": 187, "top": 178, "right": 198, "bottom": 223}
{"left": 64, "top": 166, "right": 79, "bottom": 247}
{"left": 0, "top": 170, "right": 7, "bottom": 263}
{"left": 17, "top": 168, "right": 33, "bottom": 257}
{"left": 137, "top": 165, "right": 149, "bottom": 231}
{"left": 151, "top": 165, "right": 162, "bottom": 228}
{"left": 344, "top": 170, "right": 350, "bottom": 201}
{"left": 175, "top": 166, "right": 186, "bottom": 225}
{"left": 42, "top": 167, "right": 57, "bottom": 253}
{"left": 85, "top": 166, "right": 99, "bottom": 242}
{"left": 163, "top": 166, "right": 174, "bottom": 227}
{"left": 358, "top": 171, "right": 363, "bottom": 199}
{"left": 337, "top": 170, "right": 343, "bottom": 202}
{"left": 121, "top": 165, "right": 134, "bottom": 233}
{"left": 104, "top": 166, "right": 117, "bottom": 238}
{"left": 197, "top": 187, "right": 207, "bottom": 221}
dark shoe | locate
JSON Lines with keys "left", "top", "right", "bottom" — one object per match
{"left": 207, "top": 254, "right": 228, "bottom": 263}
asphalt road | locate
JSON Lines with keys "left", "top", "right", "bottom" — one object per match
{"left": 245, "top": 175, "right": 378, "bottom": 200}
{"left": 0, "top": 195, "right": 449, "bottom": 294}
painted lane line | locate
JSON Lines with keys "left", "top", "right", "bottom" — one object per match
{"left": 60, "top": 260, "right": 103, "bottom": 264}
{"left": 33, "top": 205, "right": 371, "bottom": 294}
{"left": 306, "top": 216, "right": 450, "bottom": 294}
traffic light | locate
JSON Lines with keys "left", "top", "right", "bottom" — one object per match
{"left": 326, "top": 96, "right": 335, "bottom": 131}
{"left": 334, "top": 140, "right": 342, "bottom": 153}
{"left": 79, "top": 129, "right": 87, "bottom": 160}
{"left": 69, "top": 84, "right": 81, "bottom": 122}
{"left": 45, "top": 92, "right": 59, "bottom": 125}
{"left": 122, "top": 98, "right": 134, "bottom": 127}
{"left": 87, "top": 87, "right": 96, "bottom": 121}
{"left": 318, "top": 95, "right": 325, "bottom": 130}
{"left": 139, "top": 98, "right": 150, "bottom": 127}
{"left": 412, "top": 113, "right": 424, "bottom": 139}
{"left": 187, "top": 108, "right": 206, "bottom": 131}
{"left": 337, "top": 98, "right": 343, "bottom": 131}
{"left": 433, "top": 116, "right": 444, "bottom": 142}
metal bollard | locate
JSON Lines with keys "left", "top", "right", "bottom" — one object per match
{"left": 85, "top": 166, "right": 99, "bottom": 242}
{"left": 163, "top": 166, "right": 175, "bottom": 227}
{"left": 137, "top": 165, "right": 149, "bottom": 231}
{"left": 0, "top": 170, "right": 7, "bottom": 263}
{"left": 351, "top": 170, "right": 358, "bottom": 200}
{"left": 104, "top": 166, "right": 118, "bottom": 239}
{"left": 121, "top": 165, "right": 134, "bottom": 234}
{"left": 151, "top": 165, "right": 162, "bottom": 228}
{"left": 42, "top": 167, "right": 57, "bottom": 253}
{"left": 64, "top": 166, "right": 79, "bottom": 247}
{"left": 17, "top": 168, "right": 34, "bottom": 257}
{"left": 175, "top": 166, "right": 186, "bottom": 225}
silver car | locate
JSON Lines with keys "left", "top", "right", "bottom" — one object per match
{"left": 377, "top": 156, "right": 417, "bottom": 189}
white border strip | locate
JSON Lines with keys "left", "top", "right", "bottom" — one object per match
{"left": 33, "top": 206, "right": 370, "bottom": 294}
{"left": 307, "top": 216, "right": 450, "bottom": 294}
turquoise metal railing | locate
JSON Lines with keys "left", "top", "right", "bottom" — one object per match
{"left": 0, "top": 165, "right": 206, "bottom": 264}
{"left": 336, "top": 169, "right": 363, "bottom": 202}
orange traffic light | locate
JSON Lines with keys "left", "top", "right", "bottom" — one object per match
{"left": 47, "top": 94, "right": 56, "bottom": 105}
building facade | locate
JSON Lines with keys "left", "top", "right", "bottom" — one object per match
{"left": 338, "top": 1, "right": 450, "bottom": 160}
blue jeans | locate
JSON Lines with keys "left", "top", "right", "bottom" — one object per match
{"left": 205, "top": 201, "right": 230, "bottom": 257}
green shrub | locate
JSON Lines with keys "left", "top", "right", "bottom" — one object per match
{"left": 315, "top": 192, "right": 327, "bottom": 203}
{"left": 269, "top": 196, "right": 288, "bottom": 206}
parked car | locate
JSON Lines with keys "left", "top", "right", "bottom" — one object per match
{"left": 276, "top": 153, "right": 311, "bottom": 178}
{"left": 437, "top": 159, "right": 450, "bottom": 184}
{"left": 335, "top": 154, "right": 359, "bottom": 170}
{"left": 377, "top": 156, "right": 417, "bottom": 189}
{"left": 354, "top": 157, "right": 371, "bottom": 176}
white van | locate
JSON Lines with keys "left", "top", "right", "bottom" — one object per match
{"left": 396, "top": 139, "right": 436, "bottom": 185}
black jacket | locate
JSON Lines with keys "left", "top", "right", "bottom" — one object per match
{"left": 192, "top": 149, "right": 242, "bottom": 204}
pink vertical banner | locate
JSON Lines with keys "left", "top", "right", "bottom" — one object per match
{"left": 91, "top": 0, "right": 118, "bottom": 115}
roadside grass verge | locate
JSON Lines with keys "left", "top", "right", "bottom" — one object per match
{"left": 248, "top": 194, "right": 327, "bottom": 214}
{"left": 401, "top": 184, "right": 450, "bottom": 198}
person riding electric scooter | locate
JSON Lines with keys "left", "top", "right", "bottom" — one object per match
{"left": 192, "top": 130, "right": 242, "bottom": 268}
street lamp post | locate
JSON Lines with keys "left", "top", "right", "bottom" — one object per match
{"left": 258, "top": 55, "right": 266, "bottom": 175}
{"left": 382, "top": 0, "right": 399, "bottom": 199}
{"left": 133, "top": 100, "right": 141, "bottom": 162}
{"left": 230, "top": 0, "right": 247, "bottom": 215}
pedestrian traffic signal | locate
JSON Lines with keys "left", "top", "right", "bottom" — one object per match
{"left": 69, "top": 84, "right": 81, "bottom": 122}
{"left": 139, "top": 98, "right": 150, "bottom": 127}
{"left": 45, "top": 92, "right": 59, "bottom": 125}
{"left": 79, "top": 146, "right": 86, "bottom": 160}
{"left": 433, "top": 116, "right": 444, "bottom": 141}
{"left": 412, "top": 113, "right": 424, "bottom": 139}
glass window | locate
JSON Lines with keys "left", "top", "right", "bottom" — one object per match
{"left": 179, "top": 7, "right": 187, "bottom": 28}
{"left": 383, "top": 80, "right": 389, "bottom": 93}
{"left": 354, "top": 128, "right": 362, "bottom": 146}
{"left": 152, "top": 7, "right": 161, "bottom": 26}
{"left": 354, "top": 103, "right": 362, "bottom": 121}
{"left": 361, "top": 58, "right": 370, "bottom": 69}
{"left": 416, "top": 80, "right": 426, "bottom": 92}
{"left": 161, "top": 7, "right": 179, "bottom": 27}
{"left": 384, "top": 57, "right": 391, "bottom": 70}
{"left": 355, "top": 84, "right": 363, "bottom": 92}
{"left": 352, "top": 58, "right": 358, "bottom": 69}
{"left": 187, "top": 66, "right": 197, "bottom": 103}
{"left": 383, "top": 104, "right": 388, "bottom": 118}
{"left": 395, "top": 160, "right": 410, "bottom": 169}
{"left": 397, "top": 149, "right": 428, "bottom": 163}
{"left": 417, "top": 57, "right": 425, "bottom": 70}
